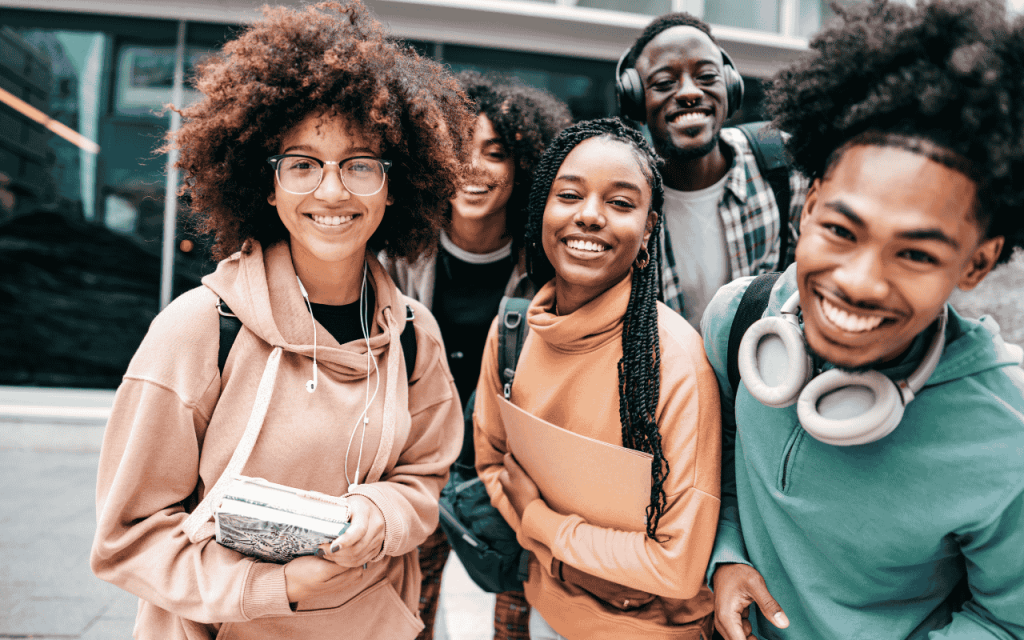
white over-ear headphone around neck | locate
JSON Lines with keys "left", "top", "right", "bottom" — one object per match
{"left": 736, "top": 292, "right": 947, "bottom": 446}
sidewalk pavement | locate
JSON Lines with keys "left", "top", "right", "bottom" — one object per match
{"left": 0, "top": 386, "right": 495, "bottom": 640}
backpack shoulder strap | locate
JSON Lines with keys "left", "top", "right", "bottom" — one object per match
{"left": 497, "top": 296, "right": 531, "bottom": 400}
{"left": 737, "top": 122, "right": 793, "bottom": 271}
{"left": 726, "top": 272, "right": 782, "bottom": 392}
{"left": 217, "top": 300, "right": 243, "bottom": 375}
{"left": 400, "top": 305, "right": 417, "bottom": 381}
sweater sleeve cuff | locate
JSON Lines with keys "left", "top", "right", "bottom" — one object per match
{"left": 241, "top": 561, "right": 293, "bottom": 620}
{"left": 706, "top": 521, "right": 752, "bottom": 590}
{"left": 521, "top": 500, "right": 568, "bottom": 549}
{"left": 347, "top": 485, "right": 403, "bottom": 562}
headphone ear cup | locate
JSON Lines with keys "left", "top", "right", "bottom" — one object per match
{"left": 797, "top": 370, "right": 904, "bottom": 446}
{"left": 719, "top": 49, "right": 744, "bottom": 119}
{"left": 737, "top": 316, "right": 812, "bottom": 408}
{"left": 724, "top": 65, "right": 744, "bottom": 119}
{"left": 616, "top": 66, "right": 647, "bottom": 123}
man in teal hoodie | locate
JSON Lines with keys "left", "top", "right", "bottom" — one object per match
{"left": 700, "top": 2, "right": 1024, "bottom": 639}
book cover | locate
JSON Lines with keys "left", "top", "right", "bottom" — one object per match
{"left": 213, "top": 476, "right": 351, "bottom": 564}
{"left": 496, "top": 395, "right": 652, "bottom": 531}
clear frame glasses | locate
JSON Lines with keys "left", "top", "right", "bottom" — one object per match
{"left": 267, "top": 154, "right": 393, "bottom": 196}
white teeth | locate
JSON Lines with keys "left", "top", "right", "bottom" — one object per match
{"left": 671, "top": 112, "right": 708, "bottom": 124}
{"left": 312, "top": 214, "right": 355, "bottom": 226}
{"left": 565, "top": 239, "right": 607, "bottom": 253}
{"left": 821, "top": 297, "right": 884, "bottom": 333}
{"left": 463, "top": 186, "right": 488, "bottom": 195}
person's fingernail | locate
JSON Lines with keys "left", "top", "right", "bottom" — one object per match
{"left": 330, "top": 544, "right": 339, "bottom": 553}
{"left": 775, "top": 612, "right": 789, "bottom": 627}
{"left": 314, "top": 548, "right": 325, "bottom": 558}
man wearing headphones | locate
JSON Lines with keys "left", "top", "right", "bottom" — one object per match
{"left": 699, "top": 2, "right": 1024, "bottom": 639}
{"left": 619, "top": 13, "right": 809, "bottom": 330}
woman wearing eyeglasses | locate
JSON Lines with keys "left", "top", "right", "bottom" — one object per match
{"left": 89, "top": 3, "right": 470, "bottom": 639}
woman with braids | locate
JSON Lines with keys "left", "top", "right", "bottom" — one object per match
{"left": 90, "top": 2, "right": 470, "bottom": 638}
{"left": 700, "top": 2, "right": 1024, "bottom": 639}
{"left": 384, "top": 70, "right": 571, "bottom": 640}
{"left": 474, "top": 118, "right": 722, "bottom": 640}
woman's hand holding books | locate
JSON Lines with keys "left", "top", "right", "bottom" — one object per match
{"left": 283, "top": 495, "right": 386, "bottom": 604}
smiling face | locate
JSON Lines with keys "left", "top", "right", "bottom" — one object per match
{"left": 541, "top": 137, "right": 656, "bottom": 314}
{"left": 267, "top": 112, "right": 393, "bottom": 280}
{"left": 634, "top": 26, "right": 728, "bottom": 162}
{"left": 451, "top": 114, "right": 516, "bottom": 227}
{"left": 796, "top": 144, "right": 1003, "bottom": 369}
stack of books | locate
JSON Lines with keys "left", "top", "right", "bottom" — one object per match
{"left": 214, "top": 475, "right": 352, "bottom": 564}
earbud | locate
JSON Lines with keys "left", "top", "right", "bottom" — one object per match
{"left": 297, "top": 275, "right": 318, "bottom": 394}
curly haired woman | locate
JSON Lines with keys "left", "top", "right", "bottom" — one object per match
{"left": 474, "top": 118, "right": 722, "bottom": 640}
{"left": 89, "top": 3, "right": 472, "bottom": 639}
{"left": 384, "top": 71, "right": 570, "bottom": 640}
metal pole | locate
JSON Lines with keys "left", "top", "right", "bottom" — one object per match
{"left": 160, "top": 20, "right": 186, "bottom": 310}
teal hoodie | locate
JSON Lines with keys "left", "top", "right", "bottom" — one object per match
{"left": 701, "top": 265, "right": 1024, "bottom": 640}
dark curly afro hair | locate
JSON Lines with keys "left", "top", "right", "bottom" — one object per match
{"left": 168, "top": 1, "right": 473, "bottom": 261}
{"left": 769, "top": 0, "right": 1024, "bottom": 264}
{"left": 457, "top": 70, "right": 572, "bottom": 248}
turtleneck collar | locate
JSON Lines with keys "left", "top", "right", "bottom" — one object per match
{"left": 527, "top": 273, "right": 633, "bottom": 354}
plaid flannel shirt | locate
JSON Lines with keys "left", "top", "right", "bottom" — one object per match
{"left": 659, "top": 127, "right": 810, "bottom": 317}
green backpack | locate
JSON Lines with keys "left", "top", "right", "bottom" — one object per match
{"left": 438, "top": 296, "right": 531, "bottom": 593}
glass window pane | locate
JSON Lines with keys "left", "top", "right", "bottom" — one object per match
{"left": 575, "top": 0, "right": 671, "bottom": 14}
{"left": 442, "top": 45, "right": 617, "bottom": 122}
{"left": 705, "top": 0, "right": 781, "bottom": 33}
{"left": 0, "top": 15, "right": 211, "bottom": 388}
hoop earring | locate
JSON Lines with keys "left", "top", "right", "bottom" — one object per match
{"left": 634, "top": 246, "right": 650, "bottom": 270}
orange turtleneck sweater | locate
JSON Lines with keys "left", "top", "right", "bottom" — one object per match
{"left": 474, "top": 275, "right": 722, "bottom": 640}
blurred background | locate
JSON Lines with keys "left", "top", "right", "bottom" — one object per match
{"left": 1, "top": 0, "right": 1022, "bottom": 389}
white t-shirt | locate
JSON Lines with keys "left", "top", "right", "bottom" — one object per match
{"left": 662, "top": 176, "right": 730, "bottom": 331}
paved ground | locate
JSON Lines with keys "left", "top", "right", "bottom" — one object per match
{"left": 0, "top": 386, "right": 494, "bottom": 640}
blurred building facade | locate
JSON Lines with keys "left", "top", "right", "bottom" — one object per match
{"left": 0, "top": 0, "right": 834, "bottom": 387}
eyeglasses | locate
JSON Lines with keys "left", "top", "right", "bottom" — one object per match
{"left": 267, "top": 154, "right": 393, "bottom": 196}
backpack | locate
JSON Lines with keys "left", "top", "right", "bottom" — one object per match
{"left": 735, "top": 122, "right": 794, "bottom": 272}
{"left": 437, "top": 296, "right": 531, "bottom": 594}
{"left": 726, "top": 272, "right": 782, "bottom": 393}
{"left": 216, "top": 300, "right": 418, "bottom": 380}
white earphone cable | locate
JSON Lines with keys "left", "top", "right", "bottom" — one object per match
{"left": 345, "top": 263, "right": 379, "bottom": 492}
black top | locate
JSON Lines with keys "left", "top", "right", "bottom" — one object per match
{"left": 432, "top": 247, "right": 516, "bottom": 407}
{"left": 309, "top": 287, "right": 375, "bottom": 347}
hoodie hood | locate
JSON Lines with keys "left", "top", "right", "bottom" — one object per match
{"left": 202, "top": 240, "right": 409, "bottom": 381}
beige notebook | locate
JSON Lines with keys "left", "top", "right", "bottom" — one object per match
{"left": 496, "top": 395, "right": 652, "bottom": 532}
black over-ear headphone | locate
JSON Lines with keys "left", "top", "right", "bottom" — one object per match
{"left": 616, "top": 45, "right": 744, "bottom": 123}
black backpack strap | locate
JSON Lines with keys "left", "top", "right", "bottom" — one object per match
{"left": 497, "top": 296, "right": 531, "bottom": 400}
{"left": 737, "top": 122, "right": 793, "bottom": 271}
{"left": 217, "top": 299, "right": 243, "bottom": 375}
{"left": 726, "top": 272, "right": 782, "bottom": 392}
{"left": 400, "top": 305, "right": 417, "bottom": 381}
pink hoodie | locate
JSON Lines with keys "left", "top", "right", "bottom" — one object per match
{"left": 91, "top": 240, "right": 463, "bottom": 639}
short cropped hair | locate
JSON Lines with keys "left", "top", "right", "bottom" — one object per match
{"left": 624, "top": 12, "right": 716, "bottom": 69}
{"left": 769, "top": 0, "right": 1024, "bottom": 264}
{"left": 170, "top": 1, "right": 473, "bottom": 261}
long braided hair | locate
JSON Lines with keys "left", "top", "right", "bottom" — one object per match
{"left": 524, "top": 118, "right": 668, "bottom": 539}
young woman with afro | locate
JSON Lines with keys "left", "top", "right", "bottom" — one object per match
{"left": 474, "top": 118, "right": 723, "bottom": 640}
{"left": 700, "top": 2, "right": 1024, "bottom": 639}
{"left": 384, "top": 70, "right": 572, "bottom": 640}
{"left": 90, "top": 3, "right": 472, "bottom": 638}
